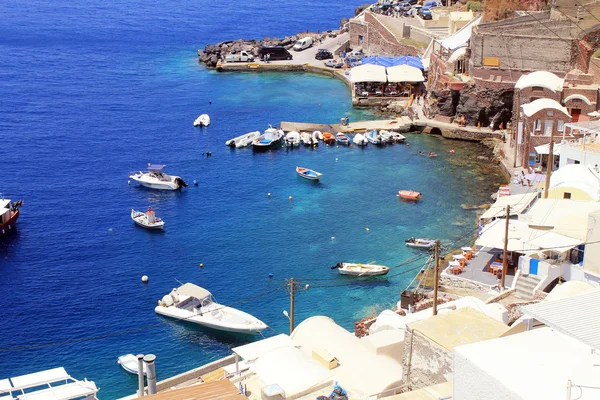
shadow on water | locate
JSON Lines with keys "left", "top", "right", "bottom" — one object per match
{"left": 161, "top": 318, "right": 257, "bottom": 348}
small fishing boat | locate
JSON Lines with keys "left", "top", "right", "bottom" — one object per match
{"left": 296, "top": 166, "right": 322, "bottom": 181}
{"left": 393, "top": 132, "right": 406, "bottom": 143}
{"left": 300, "top": 132, "right": 314, "bottom": 146}
{"left": 129, "top": 165, "right": 187, "bottom": 190}
{"left": 365, "top": 130, "right": 381, "bottom": 145}
{"left": 131, "top": 208, "right": 165, "bottom": 230}
{"left": 322, "top": 132, "right": 336, "bottom": 145}
{"left": 353, "top": 133, "right": 368, "bottom": 146}
{"left": 285, "top": 131, "right": 301, "bottom": 147}
{"left": 312, "top": 130, "right": 323, "bottom": 142}
{"left": 253, "top": 125, "right": 284, "bottom": 150}
{"left": 405, "top": 237, "right": 436, "bottom": 249}
{"left": 336, "top": 132, "right": 350, "bottom": 145}
{"left": 1, "top": 197, "right": 23, "bottom": 235}
{"left": 332, "top": 262, "right": 390, "bottom": 277}
{"left": 398, "top": 190, "right": 422, "bottom": 200}
{"left": 379, "top": 130, "right": 394, "bottom": 144}
{"left": 155, "top": 283, "right": 268, "bottom": 334}
{"left": 193, "top": 114, "right": 210, "bottom": 127}
{"left": 118, "top": 354, "right": 147, "bottom": 375}
{"left": 226, "top": 131, "right": 261, "bottom": 148}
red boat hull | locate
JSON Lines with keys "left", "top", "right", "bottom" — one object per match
{"left": 1, "top": 209, "right": 20, "bottom": 233}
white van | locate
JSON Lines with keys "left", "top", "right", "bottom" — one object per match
{"left": 293, "top": 37, "right": 314, "bottom": 51}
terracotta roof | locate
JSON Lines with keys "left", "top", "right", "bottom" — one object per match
{"left": 144, "top": 380, "right": 244, "bottom": 400}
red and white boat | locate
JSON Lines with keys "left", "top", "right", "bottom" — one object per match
{"left": 322, "top": 132, "right": 336, "bottom": 145}
{"left": 1, "top": 196, "right": 23, "bottom": 234}
{"left": 398, "top": 190, "right": 422, "bottom": 200}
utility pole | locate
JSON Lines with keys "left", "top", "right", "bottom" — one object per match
{"left": 513, "top": 89, "right": 520, "bottom": 168}
{"left": 543, "top": 129, "right": 555, "bottom": 199}
{"left": 288, "top": 278, "right": 296, "bottom": 334}
{"left": 501, "top": 205, "right": 510, "bottom": 289}
{"left": 433, "top": 240, "right": 440, "bottom": 316}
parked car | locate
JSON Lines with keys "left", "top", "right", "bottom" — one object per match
{"left": 324, "top": 59, "right": 344, "bottom": 68}
{"left": 420, "top": 8, "right": 433, "bottom": 19}
{"left": 257, "top": 46, "right": 293, "bottom": 61}
{"left": 396, "top": 1, "right": 412, "bottom": 11}
{"left": 224, "top": 50, "right": 254, "bottom": 63}
{"left": 315, "top": 49, "right": 333, "bottom": 60}
{"left": 347, "top": 49, "right": 364, "bottom": 58}
{"left": 293, "top": 37, "right": 314, "bottom": 51}
{"left": 345, "top": 56, "right": 362, "bottom": 67}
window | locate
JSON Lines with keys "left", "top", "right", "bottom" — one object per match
{"left": 564, "top": 192, "right": 572, "bottom": 199}
{"left": 535, "top": 119, "right": 541, "bottom": 131}
{"left": 546, "top": 111, "right": 554, "bottom": 117}
{"left": 575, "top": 160, "right": 580, "bottom": 164}
{"left": 359, "top": 35, "right": 364, "bottom": 46}
{"left": 558, "top": 120, "right": 565, "bottom": 132}
{"left": 532, "top": 86, "right": 544, "bottom": 92}
{"left": 544, "top": 120, "right": 553, "bottom": 136}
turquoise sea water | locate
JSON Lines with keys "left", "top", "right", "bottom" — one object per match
{"left": 0, "top": 0, "right": 505, "bottom": 398}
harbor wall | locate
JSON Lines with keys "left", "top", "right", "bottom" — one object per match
{"left": 155, "top": 355, "right": 235, "bottom": 392}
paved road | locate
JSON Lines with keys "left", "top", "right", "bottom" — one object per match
{"left": 268, "top": 33, "right": 349, "bottom": 67}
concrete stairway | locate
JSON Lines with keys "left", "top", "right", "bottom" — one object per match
{"left": 514, "top": 274, "right": 541, "bottom": 300}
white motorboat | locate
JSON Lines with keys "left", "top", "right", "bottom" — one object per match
{"left": 332, "top": 262, "right": 390, "bottom": 277}
{"left": 352, "top": 133, "right": 368, "bottom": 146}
{"left": 253, "top": 126, "right": 284, "bottom": 150}
{"left": 296, "top": 166, "right": 322, "bottom": 181}
{"left": 393, "top": 132, "right": 406, "bottom": 142}
{"left": 405, "top": 237, "right": 436, "bottom": 249}
{"left": 300, "top": 132, "right": 314, "bottom": 146}
{"left": 193, "top": 114, "right": 210, "bottom": 127}
{"left": 379, "top": 130, "right": 394, "bottom": 144}
{"left": 131, "top": 208, "right": 165, "bottom": 230}
{"left": 226, "top": 131, "right": 261, "bottom": 148}
{"left": 336, "top": 132, "right": 350, "bottom": 145}
{"left": 155, "top": 283, "right": 268, "bottom": 334}
{"left": 0, "top": 367, "right": 99, "bottom": 400}
{"left": 365, "top": 130, "right": 381, "bottom": 145}
{"left": 285, "top": 131, "right": 301, "bottom": 147}
{"left": 312, "top": 130, "right": 323, "bottom": 142}
{"left": 129, "top": 164, "right": 187, "bottom": 191}
{"left": 118, "top": 354, "right": 147, "bottom": 375}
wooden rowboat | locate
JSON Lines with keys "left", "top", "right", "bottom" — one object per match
{"left": 398, "top": 190, "right": 422, "bottom": 200}
{"left": 296, "top": 166, "right": 322, "bottom": 181}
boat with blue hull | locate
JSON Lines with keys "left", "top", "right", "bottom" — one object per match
{"left": 366, "top": 130, "right": 381, "bottom": 145}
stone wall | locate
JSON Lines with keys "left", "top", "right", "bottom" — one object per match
{"left": 588, "top": 57, "right": 600, "bottom": 84}
{"left": 403, "top": 329, "right": 453, "bottom": 391}
{"left": 348, "top": 13, "right": 418, "bottom": 56}
{"left": 576, "top": 26, "right": 600, "bottom": 73}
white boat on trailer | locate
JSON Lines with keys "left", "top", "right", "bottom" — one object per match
{"left": 155, "top": 283, "right": 268, "bottom": 334}
{"left": 405, "top": 237, "right": 436, "bottom": 249}
{"left": 129, "top": 164, "right": 187, "bottom": 191}
{"left": 193, "top": 114, "right": 210, "bottom": 127}
{"left": 131, "top": 208, "right": 165, "bottom": 230}
{"left": 332, "top": 262, "right": 390, "bottom": 277}
{"left": 117, "top": 354, "right": 147, "bottom": 375}
{"left": 0, "top": 367, "right": 99, "bottom": 400}
{"left": 226, "top": 131, "right": 261, "bottom": 148}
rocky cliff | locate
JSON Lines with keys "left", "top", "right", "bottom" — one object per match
{"left": 424, "top": 83, "right": 513, "bottom": 130}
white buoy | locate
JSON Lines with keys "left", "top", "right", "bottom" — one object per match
{"left": 289, "top": 196, "right": 293, "bottom": 200}
{"left": 366, "top": 227, "right": 370, "bottom": 231}
{"left": 141, "top": 275, "right": 149, "bottom": 283}
{"left": 128, "top": 180, "right": 131, "bottom": 185}
{"left": 268, "top": 193, "right": 271, "bottom": 198}
{"left": 108, "top": 228, "right": 113, "bottom": 231}
{"left": 335, "top": 158, "right": 339, "bottom": 162}
{"left": 305, "top": 284, "right": 310, "bottom": 290}
{"left": 331, "top": 236, "right": 335, "bottom": 240}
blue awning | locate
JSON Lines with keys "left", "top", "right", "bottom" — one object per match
{"left": 361, "top": 56, "right": 424, "bottom": 71}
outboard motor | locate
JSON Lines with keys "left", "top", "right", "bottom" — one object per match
{"left": 175, "top": 177, "right": 188, "bottom": 188}
{"left": 331, "top": 262, "right": 342, "bottom": 270}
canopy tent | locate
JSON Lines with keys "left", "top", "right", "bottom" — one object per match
{"left": 440, "top": 15, "right": 482, "bottom": 51}
{"left": 515, "top": 71, "right": 564, "bottom": 92}
{"left": 176, "top": 283, "right": 211, "bottom": 300}
{"left": 479, "top": 193, "right": 538, "bottom": 220}
{"left": 534, "top": 143, "right": 561, "bottom": 156}
{"left": 350, "top": 64, "right": 387, "bottom": 83}
{"left": 361, "top": 56, "right": 424, "bottom": 70}
{"left": 386, "top": 65, "right": 424, "bottom": 83}
{"left": 521, "top": 98, "right": 571, "bottom": 118}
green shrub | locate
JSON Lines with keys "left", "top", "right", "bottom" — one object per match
{"left": 593, "top": 48, "right": 600, "bottom": 58}
{"left": 466, "top": 1, "right": 481, "bottom": 11}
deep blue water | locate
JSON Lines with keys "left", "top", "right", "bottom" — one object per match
{"left": 0, "top": 1, "right": 505, "bottom": 398}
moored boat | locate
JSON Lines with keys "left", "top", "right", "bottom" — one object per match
{"left": 0, "top": 367, "right": 99, "bottom": 400}
{"left": 118, "top": 354, "right": 147, "bottom": 375}
{"left": 1, "top": 196, "right": 23, "bottom": 235}
{"left": 393, "top": 132, "right": 406, "bottom": 143}
{"left": 398, "top": 190, "right": 422, "bottom": 200}
{"left": 322, "top": 132, "right": 335, "bottom": 145}
{"left": 300, "top": 132, "right": 314, "bottom": 146}
{"left": 405, "top": 237, "right": 436, "bottom": 249}
{"left": 252, "top": 125, "right": 284, "bottom": 150}
{"left": 226, "top": 131, "right": 261, "bottom": 148}
{"left": 155, "top": 283, "right": 268, "bottom": 334}
{"left": 312, "top": 130, "right": 323, "bottom": 142}
{"left": 131, "top": 208, "right": 165, "bottom": 230}
{"left": 353, "top": 133, "right": 368, "bottom": 146}
{"left": 285, "top": 131, "right": 300, "bottom": 147}
{"left": 296, "top": 166, "right": 322, "bottom": 181}
{"left": 366, "top": 130, "right": 381, "bottom": 145}
{"left": 379, "top": 130, "right": 394, "bottom": 144}
{"left": 336, "top": 132, "right": 350, "bottom": 145}
{"left": 129, "top": 165, "right": 187, "bottom": 190}
{"left": 332, "top": 262, "right": 390, "bottom": 277}
{"left": 193, "top": 114, "right": 210, "bottom": 127}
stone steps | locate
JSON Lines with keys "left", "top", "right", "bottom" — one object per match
{"left": 514, "top": 274, "right": 541, "bottom": 300}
